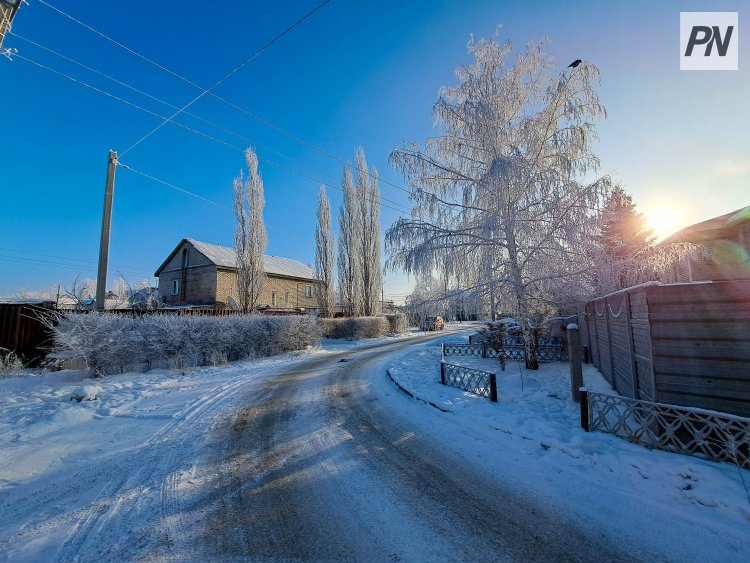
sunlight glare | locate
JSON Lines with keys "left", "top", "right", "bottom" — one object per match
{"left": 646, "top": 207, "right": 679, "bottom": 240}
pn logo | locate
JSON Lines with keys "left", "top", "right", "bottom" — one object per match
{"left": 680, "top": 12, "right": 738, "bottom": 70}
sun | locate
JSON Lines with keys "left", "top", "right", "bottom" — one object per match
{"left": 645, "top": 207, "right": 679, "bottom": 240}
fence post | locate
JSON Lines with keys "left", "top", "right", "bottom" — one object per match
{"left": 568, "top": 323, "right": 583, "bottom": 403}
{"left": 482, "top": 342, "right": 487, "bottom": 358}
{"left": 440, "top": 361, "right": 446, "bottom": 385}
{"left": 489, "top": 373, "right": 498, "bottom": 402}
{"left": 579, "top": 389, "right": 589, "bottom": 431}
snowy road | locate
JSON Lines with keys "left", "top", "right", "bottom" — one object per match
{"left": 180, "top": 336, "right": 632, "bottom": 562}
{"left": 3, "top": 331, "right": 747, "bottom": 561}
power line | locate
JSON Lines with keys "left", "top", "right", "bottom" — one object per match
{"left": 0, "top": 253, "right": 154, "bottom": 277}
{"left": 9, "top": 30, "right": 296, "bottom": 163}
{"left": 35, "top": 0, "right": 418, "bottom": 201}
{"left": 118, "top": 0, "right": 332, "bottom": 157}
{"left": 0, "top": 246, "right": 152, "bottom": 271}
{"left": 118, "top": 163, "right": 232, "bottom": 212}
{"left": 11, "top": 51, "right": 411, "bottom": 216}
{"left": 10, "top": 35, "right": 412, "bottom": 213}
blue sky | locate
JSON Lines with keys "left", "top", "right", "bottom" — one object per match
{"left": 1, "top": 0, "right": 747, "bottom": 299}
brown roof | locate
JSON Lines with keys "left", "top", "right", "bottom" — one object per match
{"left": 662, "top": 204, "right": 750, "bottom": 244}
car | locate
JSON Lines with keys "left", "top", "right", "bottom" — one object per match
{"left": 420, "top": 315, "right": 445, "bottom": 331}
{"left": 496, "top": 317, "right": 522, "bottom": 336}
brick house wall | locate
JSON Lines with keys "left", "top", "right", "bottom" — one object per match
{"left": 216, "top": 268, "right": 318, "bottom": 310}
{"left": 157, "top": 245, "right": 217, "bottom": 306}
{"left": 156, "top": 239, "right": 320, "bottom": 310}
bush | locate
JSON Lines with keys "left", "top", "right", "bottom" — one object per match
{"left": 384, "top": 313, "right": 407, "bottom": 334}
{"left": 321, "top": 316, "right": 390, "bottom": 340}
{"left": 50, "top": 313, "right": 321, "bottom": 376}
{"left": 0, "top": 348, "right": 24, "bottom": 374}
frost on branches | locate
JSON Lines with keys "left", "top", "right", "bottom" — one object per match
{"left": 337, "top": 148, "right": 382, "bottom": 317}
{"left": 233, "top": 148, "right": 267, "bottom": 313}
{"left": 315, "top": 186, "right": 336, "bottom": 318}
{"left": 386, "top": 31, "right": 611, "bottom": 368}
{"left": 591, "top": 187, "right": 703, "bottom": 294}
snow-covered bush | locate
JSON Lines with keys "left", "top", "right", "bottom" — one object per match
{"left": 384, "top": 313, "right": 407, "bottom": 334}
{"left": 0, "top": 348, "right": 24, "bottom": 375}
{"left": 322, "top": 316, "right": 390, "bottom": 340}
{"left": 50, "top": 313, "right": 321, "bottom": 376}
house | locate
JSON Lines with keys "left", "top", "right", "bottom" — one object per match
{"left": 660, "top": 204, "right": 750, "bottom": 282}
{"left": 154, "top": 239, "right": 320, "bottom": 312}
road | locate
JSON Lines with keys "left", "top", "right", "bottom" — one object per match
{"left": 179, "top": 335, "right": 634, "bottom": 562}
{"left": 1, "top": 333, "right": 636, "bottom": 561}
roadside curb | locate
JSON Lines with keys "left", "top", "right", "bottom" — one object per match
{"left": 386, "top": 369, "right": 452, "bottom": 413}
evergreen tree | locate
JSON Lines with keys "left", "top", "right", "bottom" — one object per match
{"left": 594, "top": 187, "right": 655, "bottom": 292}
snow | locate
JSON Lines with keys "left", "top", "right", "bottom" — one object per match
{"left": 0, "top": 324, "right": 747, "bottom": 560}
{"left": 381, "top": 333, "right": 750, "bottom": 560}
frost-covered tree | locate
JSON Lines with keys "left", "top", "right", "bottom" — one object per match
{"left": 233, "top": 147, "right": 267, "bottom": 313}
{"left": 591, "top": 187, "right": 654, "bottom": 293}
{"left": 591, "top": 187, "right": 704, "bottom": 294}
{"left": 354, "top": 148, "right": 383, "bottom": 316}
{"left": 337, "top": 166, "right": 362, "bottom": 315}
{"left": 337, "top": 149, "right": 383, "bottom": 316}
{"left": 315, "top": 186, "right": 336, "bottom": 317}
{"left": 386, "top": 30, "right": 611, "bottom": 368}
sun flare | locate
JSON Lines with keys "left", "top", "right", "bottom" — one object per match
{"left": 645, "top": 207, "right": 679, "bottom": 240}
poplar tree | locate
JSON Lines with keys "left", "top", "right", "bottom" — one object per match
{"left": 337, "top": 167, "right": 362, "bottom": 315}
{"left": 233, "top": 148, "right": 267, "bottom": 313}
{"left": 315, "top": 186, "right": 336, "bottom": 317}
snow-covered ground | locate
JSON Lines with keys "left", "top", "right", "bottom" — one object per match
{"left": 1, "top": 323, "right": 747, "bottom": 560}
{"left": 382, "top": 333, "right": 750, "bottom": 560}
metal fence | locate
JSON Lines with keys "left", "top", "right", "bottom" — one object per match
{"left": 443, "top": 341, "right": 564, "bottom": 365}
{"left": 442, "top": 343, "right": 484, "bottom": 357}
{"left": 582, "top": 390, "right": 750, "bottom": 467}
{"left": 441, "top": 361, "right": 497, "bottom": 402}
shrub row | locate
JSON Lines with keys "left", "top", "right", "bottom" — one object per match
{"left": 321, "top": 316, "right": 391, "bottom": 340}
{"left": 384, "top": 313, "right": 407, "bottom": 334}
{"left": 51, "top": 313, "right": 321, "bottom": 376}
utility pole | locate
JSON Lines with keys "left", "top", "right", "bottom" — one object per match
{"left": 0, "top": 0, "right": 21, "bottom": 50}
{"left": 96, "top": 150, "right": 117, "bottom": 311}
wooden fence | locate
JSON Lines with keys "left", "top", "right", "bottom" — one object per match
{"left": 577, "top": 280, "right": 750, "bottom": 417}
{"left": 0, "top": 303, "right": 56, "bottom": 367}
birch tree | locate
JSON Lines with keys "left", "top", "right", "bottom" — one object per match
{"left": 315, "top": 185, "right": 336, "bottom": 317}
{"left": 337, "top": 167, "right": 362, "bottom": 315}
{"left": 386, "top": 30, "right": 610, "bottom": 367}
{"left": 233, "top": 147, "right": 267, "bottom": 313}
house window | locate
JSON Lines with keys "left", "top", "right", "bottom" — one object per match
{"left": 171, "top": 279, "right": 180, "bottom": 295}
{"left": 305, "top": 285, "right": 313, "bottom": 298}
{"left": 285, "top": 291, "right": 290, "bottom": 304}
{"left": 272, "top": 292, "right": 277, "bottom": 306}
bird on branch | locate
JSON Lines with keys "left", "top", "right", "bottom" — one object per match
{"left": 568, "top": 59, "right": 582, "bottom": 68}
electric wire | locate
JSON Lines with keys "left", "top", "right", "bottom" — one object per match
{"left": 117, "top": 163, "right": 232, "bottom": 212}
{"left": 9, "top": 31, "right": 296, "bottom": 163}
{"left": 0, "top": 253, "right": 155, "bottom": 277}
{"left": 35, "top": 0, "right": 419, "bottom": 201}
{"left": 0, "top": 246, "right": 154, "bottom": 272}
{"left": 118, "top": 0, "right": 332, "bottom": 157}
{"left": 10, "top": 47, "right": 412, "bottom": 215}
